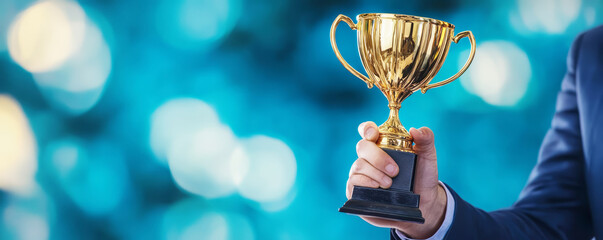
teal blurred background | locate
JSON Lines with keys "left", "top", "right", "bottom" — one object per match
{"left": 0, "top": 0, "right": 601, "bottom": 239}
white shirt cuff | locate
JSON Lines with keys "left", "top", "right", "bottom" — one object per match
{"left": 395, "top": 181, "right": 455, "bottom": 240}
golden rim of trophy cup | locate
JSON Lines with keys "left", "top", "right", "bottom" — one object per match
{"left": 330, "top": 13, "right": 476, "bottom": 153}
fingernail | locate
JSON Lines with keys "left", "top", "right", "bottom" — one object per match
{"left": 382, "top": 176, "right": 392, "bottom": 186}
{"left": 386, "top": 164, "right": 396, "bottom": 175}
{"left": 358, "top": 122, "right": 366, "bottom": 136}
{"left": 366, "top": 127, "right": 377, "bottom": 139}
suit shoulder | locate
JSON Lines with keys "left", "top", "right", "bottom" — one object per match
{"left": 579, "top": 25, "right": 603, "bottom": 44}
{"left": 567, "top": 26, "right": 603, "bottom": 66}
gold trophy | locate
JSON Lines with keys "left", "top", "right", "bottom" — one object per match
{"left": 331, "top": 13, "right": 476, "bottom": 223}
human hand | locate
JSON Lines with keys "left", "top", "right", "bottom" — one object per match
{"left": 346, "top": 122, "right": 447, "bottom": 238}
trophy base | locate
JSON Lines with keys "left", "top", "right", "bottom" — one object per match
{"left": 339, "top": 186, "right": 424, "bottom": 223}
{"left": 339, "top": 149, "right": 424, "bottom": 223}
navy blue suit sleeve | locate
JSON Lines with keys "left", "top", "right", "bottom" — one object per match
{"left": 442, "top": 33, "right": 593, "bottom": 239}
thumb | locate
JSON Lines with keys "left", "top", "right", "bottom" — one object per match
{"left": 358, "top": 121, "right": 379, "bottom": 142}
{"left": 409, "top": 127, "right": 436, "bottom": 160}
{"left": 409, "top": 126, "right": 439, "bottom": 192}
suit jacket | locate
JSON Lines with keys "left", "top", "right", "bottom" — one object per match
{"left": 392, "top": 26, "right": 603, "bottom": 240}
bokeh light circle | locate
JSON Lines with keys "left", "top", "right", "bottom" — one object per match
{"left": 7, "top": 0, "right": 113, "bottom": 115}
{"left": 156, "top": 0, "right": 242, "bottom": 51}
{"left": 33, "top": 22, "right": 111, "bottom": 93}
{"left": 0, "top": 95, "right": 37, "bottom": 196}
{"left": 162, "top": 198, "right": 255, "bottom": 240}
{"left": 2, "top": 189, "right": 50, "bottom": 240}
{"left": 229, "top": 145, "right": 249, "bottom": 187}
{"left": 237, "top": 135, "right": 297, "bottom": 204}
{"left": 32, "top": 19, "right": 112, "bottom": 115}
{"left": 7, "top": 0, "right": 86, "bottom": 72}
{"left": 460, "top": 41, "right": 531, "bottom": 107}
{"left": 150, "top": 98, "right": 220, "bottom": 162}
{"left": 178, "top": 212, "right": 228, "bottom": 240}
{"left": 515, "top": 0, "right": 581, "bottom": 34}
{"left": 46, "top": 137, "right": 128, "bottom": 216}
{"left": 167, "top": 124, "right": 240, "bottom": 198}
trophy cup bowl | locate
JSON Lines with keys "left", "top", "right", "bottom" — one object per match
{"left": 331, "top": 13, "right": 476, "bottom": 223}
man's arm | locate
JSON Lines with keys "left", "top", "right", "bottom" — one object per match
{"left": 442, "top": 32, "right": 593, "bottom": 239}
{"left": 350, "top": 31, "right": 593, "bottom": 239}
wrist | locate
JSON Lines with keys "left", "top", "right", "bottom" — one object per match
{"left": 425, "top": 185, "right": 447, "bottom": 235}
{"left": 395, "top": 185, "right": 447, "bottom": 238}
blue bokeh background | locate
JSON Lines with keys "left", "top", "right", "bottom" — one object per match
{"left": 0, "top": 0, "right": 601, "bottom": 239}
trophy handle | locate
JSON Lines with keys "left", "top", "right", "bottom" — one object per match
{"left": 420, "top": 31, "right": 476, "bottom": 93}
{"left": 330, "top": 14, "right": 374, "bottom": 88}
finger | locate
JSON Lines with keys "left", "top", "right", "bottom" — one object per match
{"left": 356, "top": 139, "right": 398, "bottom": 177}
{"left": 357, "top": 122, "right": 368, "bottom": 137}
{"left": 358, "top": 121, "right": 379, "bottom": 142}
{"left": 360, "top": 216, "right": 401, "bottom": 229}
{"left": 349, "top": 158, "right": 392, "bottom": 188}
{"left": 409, "top": 127, "right": 439, "bottom": 191}
{"left": 409, "top": 127, "right": 436, "bottom": 160}
{"left": 346, "top": 173, "right": 380, "bottom": 199}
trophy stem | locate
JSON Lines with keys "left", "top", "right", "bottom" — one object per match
{"left": 386, "top": 108, "right": 404, "bottom": 131}
{"left": 377, "top": 103, "right": 414, "bottom": 153}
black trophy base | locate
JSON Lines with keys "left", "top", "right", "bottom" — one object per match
{"left": 340, "top": 186, "right": 424, "bottom": 223}
{"left": 339, "top": 149, "right": 424, "bottom": 223}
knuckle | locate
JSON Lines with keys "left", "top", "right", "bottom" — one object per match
{"left": 349, "top": 160, "right": 362, "bottom": 176}
{"left": 423, "top": 127, "right": 434, "bottom": 137}
{"left": 351, "top": 163, "right": 360, "bottom": 175}
{"left": 366, "top": 156, "right": 389, "bottom": 172}
{"left": 372, "top": 155, "right": 389, "bottom": 169}
{"left": 348, "top": 175, "right": 361, "bottom": 186}
{"left": 421, "top": 128, "right": 435, "bottom": 142}
{"left": 364, "top": 165, "right": 383, "bottom": 179}
{"left": 376, "top": 175, "right": 389, "bottom": 187}
{"left": 356, "top": 139, "right": 365, "bottom": 148}
{"left": 356, "top": 139, "right": 368, "bottom": 153}
{"left": 362, "top": 176, "right": 378, "bottom": 188}
{"left": 350, "top": 174, "right": 368, "bottom": 188}
{"left": 358, "top": 176, "right": 369, "bottom": 187}
{"left": 415, "top": 144, "right": 436, "bottom": 156}
{"left": 354, "top": 158, "right": 367, "bottom": 170}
